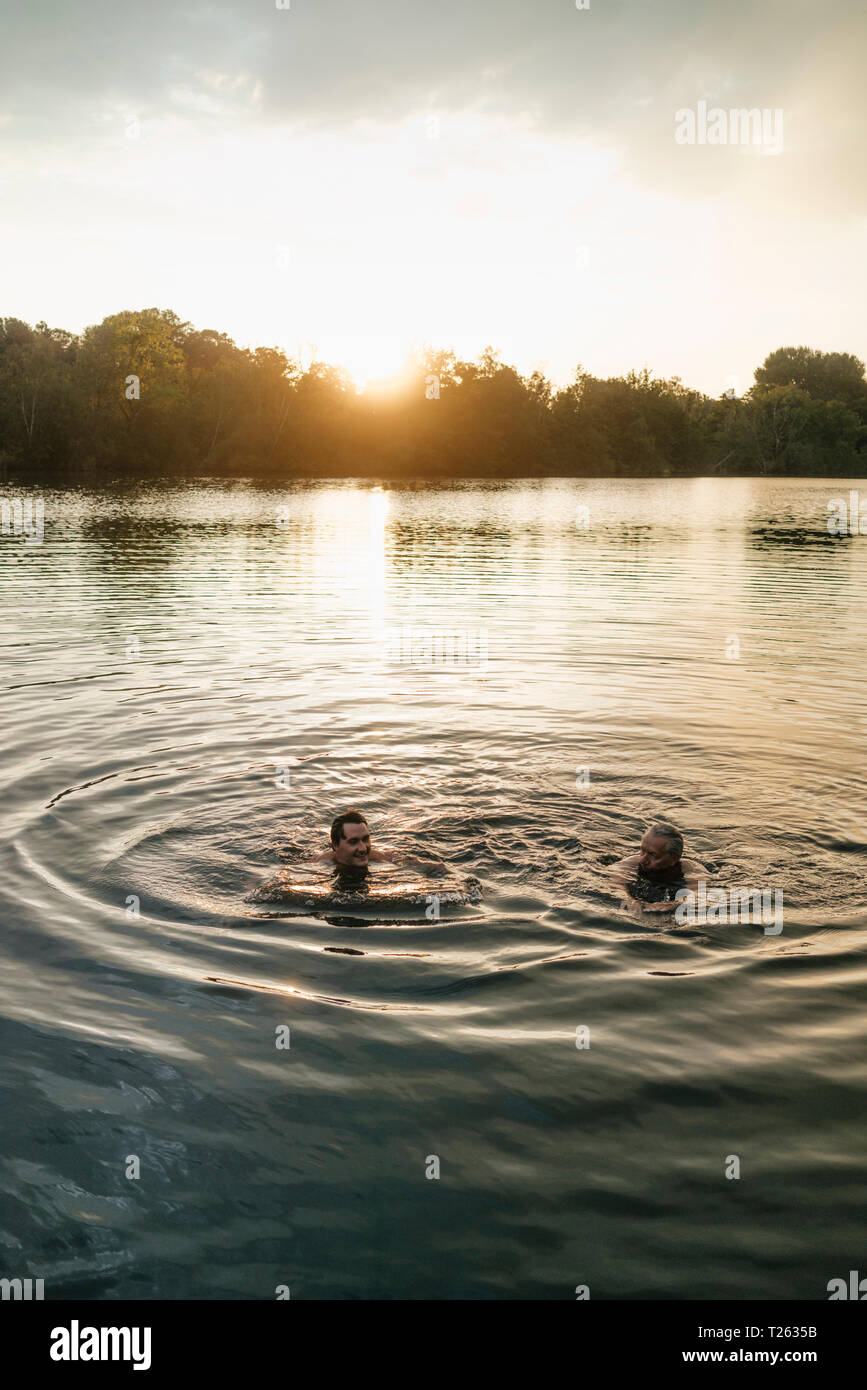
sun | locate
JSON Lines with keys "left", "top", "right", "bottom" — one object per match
{"left": 318, "top": 334, "right": 410, "bottom": 391}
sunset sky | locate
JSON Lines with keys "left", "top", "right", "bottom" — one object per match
{"left": 1, "top": 0, "right": 864, "bottom": 393}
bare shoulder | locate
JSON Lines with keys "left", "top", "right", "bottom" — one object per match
{"left": 608, "top": 854, "right": 639, "bottom": 872}
{"left": 682, "top": 858, "right": 709, "bottom": 879}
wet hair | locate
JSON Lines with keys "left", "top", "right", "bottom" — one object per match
{"left": 330, "top": 809, "right": 369, "bottom": 847}
{"left": 647, "top": 822, "right": 684, "bottom": 859}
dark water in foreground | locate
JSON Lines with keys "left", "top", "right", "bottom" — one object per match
{"left": 1, "top": 477, "right": 865, "bottom": 1299}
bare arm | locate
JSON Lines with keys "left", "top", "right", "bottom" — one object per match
{"left": 607, "top": 854, "right": 640, "bottom": 886}
{"left": 683, "top": 858, "right": 709, "bottom": 880}
{"left": 603, "top": 857, "right": 648, "bottom": 916}
{"left": 606, "top": 856, "right": 645, "bottom": 913}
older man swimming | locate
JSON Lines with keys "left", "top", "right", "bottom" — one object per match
{"left": 608, "top": 823, "right": 708, "bottom": 918}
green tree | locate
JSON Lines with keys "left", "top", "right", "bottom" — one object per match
{"left": 74, "top": 308, "right": 190, "bottom": 472}
{"left": 719, "top": 385, "right": 863, "bottom": 475}
{"left": 754, "top": 346, "right": 867, "bottom": 412}
{"left": 0, "top": 318, "right": 78, "bottom": 472}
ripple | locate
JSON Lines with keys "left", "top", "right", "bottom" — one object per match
{"left": 3, "top": 478, "right": 867, "bottom": 1299}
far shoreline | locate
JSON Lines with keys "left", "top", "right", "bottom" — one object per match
{"left": 2, "top": 313, "right": 865, "bottom": 482}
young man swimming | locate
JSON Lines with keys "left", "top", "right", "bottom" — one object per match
{"left": 316, "top": 810, "right": 389, "bottom": 868}
{"left": 316, "top": 809, "right": 446, "bottom": 875}
{"left": 608, "top": 823, "right": 708, "bottom": 918}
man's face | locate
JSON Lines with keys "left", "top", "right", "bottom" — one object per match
{"left": 333, "top": 821, "right": 371, "bottom": 867}
{"left": 639, "top": 833, "right": 679, "bottom": 875}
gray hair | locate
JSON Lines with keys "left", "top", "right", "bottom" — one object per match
{"left": 648, "top": 822, "right": 684, "bottom": 859}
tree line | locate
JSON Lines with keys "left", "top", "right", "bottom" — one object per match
{"left": 1, "top": 309, "right": 864, "bottom": 480}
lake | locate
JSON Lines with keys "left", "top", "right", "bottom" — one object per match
{"left": 1, "top": 476, "right": 865, "bottom": 1299}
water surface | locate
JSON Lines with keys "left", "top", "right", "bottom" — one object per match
{"left": 1, "top": 477, "right": 865, "bottom": 1299}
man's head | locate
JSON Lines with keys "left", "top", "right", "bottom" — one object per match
{"left": 638, "top": 822, "right": 684, "bottom": 875}
{"left": 330, "top": 809, "right": 371, "bottom": 866}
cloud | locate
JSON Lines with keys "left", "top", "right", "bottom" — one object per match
{"left": 0, "top": 0, "right": 863, "bottom": 399}
{"left": 1, "top": 1, "right": 863, "bottom": 215}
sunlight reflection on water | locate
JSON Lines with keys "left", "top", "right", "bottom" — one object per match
{"left": 1, "top": 476, "right": 866, "bottom": 1298}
